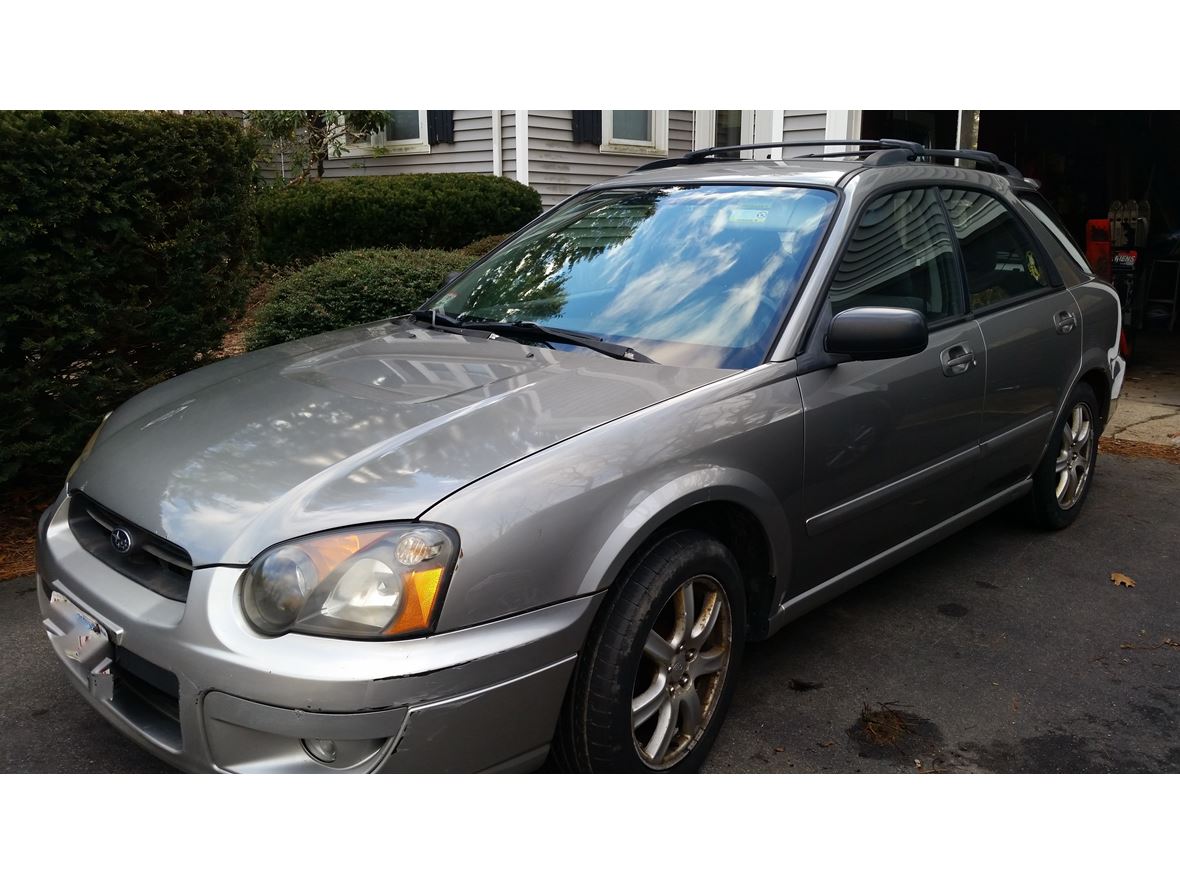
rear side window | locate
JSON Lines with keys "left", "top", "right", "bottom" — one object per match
{"left": 940, "top": 189, "right": 1049, "bottom": 310}
{"left": 828, "top": 188, "right": 962, "bottom": 322}
{"left": 1020, "top": 192, "right": 1092, "bottom": 274}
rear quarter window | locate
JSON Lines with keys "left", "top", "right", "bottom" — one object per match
{"left": 1019, "top": 192, "right": 1092, "bottom": 275}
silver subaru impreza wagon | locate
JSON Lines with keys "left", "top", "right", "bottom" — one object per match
{"left": 38, "top": 139, "right": 1124, "bottom": 773}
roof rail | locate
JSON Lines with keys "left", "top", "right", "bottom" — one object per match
{"left": 630, "top": 138, "right": 1024, "bottom": 179}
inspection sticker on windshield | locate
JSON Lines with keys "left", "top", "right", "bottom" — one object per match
{"left": 727, "top": 207, "right": 770, "bottom": 225}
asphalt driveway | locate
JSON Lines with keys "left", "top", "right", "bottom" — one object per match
{"left": 2, "top": 451, "right": 1177, "bottom": 773}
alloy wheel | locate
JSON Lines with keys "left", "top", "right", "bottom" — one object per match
{"left": 630, "top": 575, "right": 733, "bottom": 769}
{"left": 1055, "top": 402, "right": 1094, "bottom": 510}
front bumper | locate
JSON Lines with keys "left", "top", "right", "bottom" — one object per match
{"left": 37, "top": 491, "right": 600, "bottom": 773}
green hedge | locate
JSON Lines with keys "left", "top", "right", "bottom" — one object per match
{"left": 461, "top": 232, "right": 512, "bottom": 256}
{"left": 0, "top": 110, "right": 257, "bottom": 488}
{"left": 256, "top": 173, "right": 540, "bottom": 265}
{"left": 246, "top": 248, "right": 472, "bottom": 350}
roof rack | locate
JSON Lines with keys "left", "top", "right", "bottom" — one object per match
{"left": 631, "top": 138, "right": 1024, "bottom": 179}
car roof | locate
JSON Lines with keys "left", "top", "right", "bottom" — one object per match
{"left": 586, "top": 156, "right": 1018, "bottom": 194}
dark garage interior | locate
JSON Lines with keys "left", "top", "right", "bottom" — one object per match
{"left": 862, "top": 110, "right": 1180, "bottom": 367}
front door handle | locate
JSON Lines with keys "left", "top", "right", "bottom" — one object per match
{"left": 1054, "top": 310, "right": 1077, "bottom": 335}
{"left": 940, "top": 343, "right": 977, "bottom": 377}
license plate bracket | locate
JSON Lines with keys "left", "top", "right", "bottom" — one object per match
{"left": 46, "top": 590, "right": 114, "bottom": 691}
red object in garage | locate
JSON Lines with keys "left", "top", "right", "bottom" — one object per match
{"left": 1086, "top": 219, "right": 1112, "bottom": 282}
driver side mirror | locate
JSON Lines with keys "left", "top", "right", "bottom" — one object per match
{"left": 825, "top": 307, "right": 928, "bottom": 361}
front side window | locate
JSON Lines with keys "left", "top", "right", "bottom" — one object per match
{"left": 940, "top": 189, "right": 1049, "bottom": 310}
{"left": 428, "top": 185, "right": 839, "bottom": 369}
{"left": 828, "top": 188, "right": 962, "bottom": 322}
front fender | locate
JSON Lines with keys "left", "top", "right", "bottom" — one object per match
{"left": 576, "top": 468, "right": 790, "bottom": 600}
{"left": 421, "top": 361, "right": 806, "bottom": 634}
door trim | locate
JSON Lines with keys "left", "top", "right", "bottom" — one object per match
{"left": 805, "top": 444, "right": 980, "bottom": 537}
{"left": 978, "top": 409, "right": 1053, "bottom": 455}
{"left": 768, "top": 478, "right": 1032, "bottom": 638}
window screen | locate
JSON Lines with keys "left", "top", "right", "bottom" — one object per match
{"left": 940, "top": 189, "right": 1048, "bottom": 310}
{"left": 828, "top": 188, "right": 961, "bottom": 322}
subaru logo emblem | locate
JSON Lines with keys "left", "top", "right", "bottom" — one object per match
{"left": 110, "top": 528, "right": 133, "bottom": 554}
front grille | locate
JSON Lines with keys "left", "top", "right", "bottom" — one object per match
{"left": 111, "top": 648, "right": 182, "bottom": 750}
{"left": 67, "top": 493, "right": 192, "bottom": 602}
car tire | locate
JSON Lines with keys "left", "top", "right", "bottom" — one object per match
{"left": 553, "top": 529, "right": 746, "bottom": 773}
{"left": 1028, "top": 382, "right": 1100, "bottom": 530}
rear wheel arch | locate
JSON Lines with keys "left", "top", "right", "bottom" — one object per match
{"left": 1079, "top": 366, "right": 1111, "bottom": 430}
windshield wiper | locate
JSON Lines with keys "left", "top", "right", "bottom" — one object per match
{"left": 410, "top": 310, "right": 655, "bottom": 363}
{"left": 459, "top": 320, "right": 656, "bottom": 363}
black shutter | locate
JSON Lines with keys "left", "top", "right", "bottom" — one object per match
{"left": 571, "top": 110, "right": 602, "bottom": 145}
{"left": 426, "top": 110, "right": 455, "bottom": 145}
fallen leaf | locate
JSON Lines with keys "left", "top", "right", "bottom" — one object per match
{"left": 1110, "top": 572, "right": 1136, "bottom": 588}
{"left": 773, "top": 746, "right": 784, "bottom": 753}
{"left": 817, "top": 740, "right": 835, "bottom": 749}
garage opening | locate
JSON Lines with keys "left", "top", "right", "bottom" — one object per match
{"left": 977, "top": 112, "right": 1180, "bottom": 354}
{"left": 862, "top": 110, "right": 1180, "bottom": 445}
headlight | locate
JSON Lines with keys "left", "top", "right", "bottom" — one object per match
{"left": 66, "top": 412, "right": 113, "bottom": 481}
{"left": 240, "top": 524, "right": 458, "bottom": 639}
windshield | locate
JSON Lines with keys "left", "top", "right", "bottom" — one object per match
{"left": 427, "top": 184, "right": 838, "bottom": 369}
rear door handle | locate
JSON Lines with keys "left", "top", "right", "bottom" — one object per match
{"left": 1054, "top": 310, "right": 1077, "bottom": 335}
{"left": 940, "top": 343, "right": 977, "bottom": 377}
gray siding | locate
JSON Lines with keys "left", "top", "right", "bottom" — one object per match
{"left": 501, "top": 110, "right": 516, "bottom": 180}
{"left": 320, "top": 110, "right": 495, "bottom": 178}
{"left": 669, "top": 110, "right": 693, "bottom": 156}
{"left": 527, "top": 110, "right": 695, "bottom": 209}
{"left": 782, "top": 110, "right": 828, "bottom": 155}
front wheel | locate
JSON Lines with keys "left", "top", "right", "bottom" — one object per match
{"left": 554, "top": 530, "right": 746, "bottom": 772}
{"left": 1028, "top": 382, "right": 1100, "bottom": 529}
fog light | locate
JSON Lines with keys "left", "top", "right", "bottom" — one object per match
{"left": 303, "top": 738, "right": 338, "bottom": 764}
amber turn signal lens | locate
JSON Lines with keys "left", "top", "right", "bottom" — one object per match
{"left": 386, "top": 567, "right": 444, "bottom": 635}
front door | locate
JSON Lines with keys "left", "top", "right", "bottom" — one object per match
{"left": 796, "top": 187, "right": 986, "bottom": 591}
{"left": 938, "top": 188, "right": 1082, "bottom": 500}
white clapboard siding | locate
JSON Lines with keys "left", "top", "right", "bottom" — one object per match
{"left": 320, "top": 110, "right": 495, "bottom": 178}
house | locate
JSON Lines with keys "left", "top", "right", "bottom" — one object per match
{"left": 318, "top": 110, "right": 848, "bottom": 208}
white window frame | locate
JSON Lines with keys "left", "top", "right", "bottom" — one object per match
{"left": 693, "top": 109, "right": 755, "bottom": 152}
{"left": 600, "top": 110, "right": 668, "bottom": 157}
{"left": 343, "top": 110, "right": 430, "bottom": 157}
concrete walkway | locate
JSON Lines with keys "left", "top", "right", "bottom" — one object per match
{"left": 1104, "top": 332, "right": 1180, "bottom": 448}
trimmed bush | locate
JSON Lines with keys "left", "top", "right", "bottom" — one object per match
{"left": 256, "top": 173, "right": 540, "bottom": 265}
{"left": 461, "top": 232, "right": 512, "bottom": 257}
{"left": 245, "top": 248, "right": 472, "bottom": 350}
{"left": 0, "top": 111, "right": 258, "bottom": 488}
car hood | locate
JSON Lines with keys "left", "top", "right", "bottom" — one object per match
{"left": 71, "top": 320, "right": 731, "bottom": 565}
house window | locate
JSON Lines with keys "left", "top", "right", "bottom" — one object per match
{"left": 601, "top": 110, "right": 668, "bottom": 157}
{"left": 346, "top": 109, "right": 430, "bottom": 156}
{"left": 385, "top": 110, "right": 423, "bottom": 142}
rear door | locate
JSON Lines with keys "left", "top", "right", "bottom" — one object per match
{"left": 939, "top": 188, "right": 1082, "bottom": 501}
{"left": 795, "top": 187, "right": 986, "bottom": 591}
